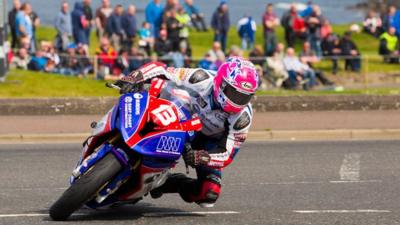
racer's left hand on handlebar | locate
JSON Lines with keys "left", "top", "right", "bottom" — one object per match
{"left": 184, "top": 149, "right": 211, "bottom": 168}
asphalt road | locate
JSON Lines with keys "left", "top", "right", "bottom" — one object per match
{"left": 0, "top": 141, "right": 400, "bottom": 225}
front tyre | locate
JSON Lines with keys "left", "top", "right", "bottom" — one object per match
{"left": 49, "top": 153, "right": 122, "bottom": 221}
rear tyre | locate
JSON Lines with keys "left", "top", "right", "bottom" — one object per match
{"left": 49, "top": 153, "right": 122, "bottom": 221}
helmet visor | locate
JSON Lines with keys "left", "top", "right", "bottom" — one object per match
{"left": 222, "top": 81, "right": 253, "bottom": 106}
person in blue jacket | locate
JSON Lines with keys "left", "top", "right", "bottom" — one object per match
{"left": 71, "top": 2, "right": 89, "bottom": 46}
{"left": 145, "top": 0, "right": 164, "bottom": 38}
{"left": 237, "top": 16, "right": 257, "bottom": 50}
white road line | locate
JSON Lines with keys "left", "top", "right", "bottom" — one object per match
{"left": 0, "top": 213, "right": 85, "bottom": 218}
{"left": 329, "top": 180, "right": 382, "bottom": 184}
{"left": 143, "top": 211, "right": 240, "bottom": 217}
{"left": 294, "top": 210, "right": 391, "bottom": 214}
{"left": 340, "top": 153, "right": 360, "bottom": 181}
{"left": 0, "top": 211, "right": 239, "bottom": 219}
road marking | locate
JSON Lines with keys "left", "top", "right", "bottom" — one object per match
{"left": 143, "top": 211, "right": 240, "bottom": 217}
{"left": 294, "top": 210, "right": 391, "bottom": 214}
{"left": 0, "top": 211, "right": 239, "bottom": 219}
{"left": 329, "top": 180, "right": 382, "bottom": 184}
{"left": 340, "top": 153, "right": 360, "bottom": 181}
{"left": 0, "top": 213, "right": 85, "bottom": 218}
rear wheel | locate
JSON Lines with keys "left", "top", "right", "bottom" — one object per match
{"left": 49, "top": 153, "right": 122, "bottom": 221}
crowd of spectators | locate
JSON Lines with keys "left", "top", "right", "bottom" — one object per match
{"left": 7, "top": 0, "right": 398, "bottom": 90}
{"left": 362, "top": 5, "right": 400, "bottom": 63}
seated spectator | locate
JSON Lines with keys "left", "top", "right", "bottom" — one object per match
{"left": 56, "top": 44, "right": 81, "bottom": 76}
{"left": 172, "top": 42, "right": 191, "bottom": 68}
{"left": 228, "top": 45, "right": 244, "bottom": 57}
{"left": 321, "top": 33, "right": 342, "bottom": 74}
{"left": 28, "top": 51, "right": 48, "bottom": 71}
{"left": 183, "top": 0, "right": 207, "bottom": 31}
{"left": 96, "top": 37, "right": 118, "bottom": 80}
{"left": 198, "top": 53, "right": 217, "bottom": 71}
{"left": 340, "top": 32, "right": 361, "bottom": 72}
{"left": 115, "top": 49, "right": 130, "bottom": 75}
{"left": 363, "top": 10, "right": 382, "bottom": 37}
{"left": 266, "top": 46, "right": 289, "bottom": 88}
{"left": 106, "top": 4, "right": 125, "bottom": 52}
{"left": 154, "top": 29, "right": 173, "bottom": 58}
{"left": 300, "top": 41, "right": 334, "bottom": 86}
{"left": 207, "top": 41, "right": 225, "bottom": 63}
{"left": 129, "top": 46, "right": 149, "bottom": 71}
{"left": 76, "top": 44, "right": 93, "bottom": 76}
{"left": 138, "top": 22, "right": 154, "bottom": 55}
{"left": 10, "top": 48, "right": 31, "bottom": 70}
{"left": 249, "top": 45, "right": 265, "bottom": 67}
{"left": 379, "top": 27, "right": 400, "bottom": 63}
{"left": 283, "top": 47, "right": 317, "bottom": 90}
{"left": 237, "top": 15, "right": 257, "bottom": 50}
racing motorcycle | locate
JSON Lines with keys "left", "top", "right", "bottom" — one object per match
{"left": 49, "top": 78, "right": 202, "bottom": 221}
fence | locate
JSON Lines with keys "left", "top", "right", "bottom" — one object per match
{"left": 15, "top": 52, "right": 400, "bottom": 90}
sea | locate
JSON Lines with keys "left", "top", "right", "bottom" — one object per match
{"left": 5, "top": 0, "right": 365, "bottom": 26}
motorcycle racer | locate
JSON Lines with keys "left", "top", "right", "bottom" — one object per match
{"left": 115, "top": 57, "right": 259, "bottom": 207}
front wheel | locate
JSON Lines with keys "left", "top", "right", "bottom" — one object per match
{"left": 49, "top": 153, "right": 122, "bottom": 221}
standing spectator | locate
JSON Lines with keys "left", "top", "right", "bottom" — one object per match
{"left": 379, "top": 27, "right": 399, "bottom": 63}
{"left": 138, "top": 22, "right": 154, "bottom": 55}
{"left": 340, "top": 32, "right": 361, "bottom": 72}
{"left": 207, "top": 41, "right": 225, "bottom": 64}
{"left": 211, "top": 2, "right": 230, "bottom": 52}
{"left": 176, "top": 7, "right": 191, "bottom": 47}
{"left": 122, "top": 5, "right": 138, "bottom": 50}
{"left": 96, "top": 37, "right": 117, "bottom": 80}
{"left": 71, "top": 2, "right": 89, "bottom": 47}
{"left": 15, "top": 3, "right": 34, "bottom": 52}
{"left": 381, "top": 5, "right": 397, "bottom": 33}
{"left": 237, "top": 15, "right": 256, "bottom": 50}
{"left": 54, "top": 1, "right": 72, "bottom": 52}
{"left": 164, "top": 0, "right": 179, "bottom": 14}
{"left": 320, "top": 19, "right": 333, "bottom": 40}
{"left": 262, "top": 3, "right": 279, "bottom": 56}
{"left": 363, "top": 10, "right": 382, "bottom": 37}
{"left": 305, "top": 5, "right": 324, "bottom": 57}
{"left": 95, "top": 0, "right": 113, "bottom": 39}
{"left": 165, "top": 9, "right": 182, "bottom": 51}
{"left": 154, "top": 29, "right": 173, "bottom": 58}
{"left": 8, "top": 0, "right": 21, "bottom": 49}
{"left": 299, "top": 1, "right": 313, "bottom": 18}
{"left": 300, "top": 41, "right": 334, "bottom": 86}
{"left": 183, "top": 0, "right": 207, "bottom": 31}
{"left": 82, "top": 0, "right": 94, "bottom": 45}
{"left": 106, "top": 5, "right": 125, "bottom": 52}
{"left": 283, "top": 47, "right": 317, "bottom": 90}
{"left": 281, "top": 4, "right": 297, "bottom": 47}
{"left": 29, "top": 5, "right": 40, "bottom": 52}
{"left": 145, "top": 0, "right": 164, "bottom": 38}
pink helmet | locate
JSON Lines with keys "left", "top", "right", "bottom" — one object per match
{"left": 213, "top": 57, "right": 259, "bottom": 114}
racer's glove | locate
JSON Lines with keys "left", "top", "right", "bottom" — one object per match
{"left": 114, "top": 70, "right": 144, "bottom": 94}
{"left": 184, "top": 149, "right": 211, "bottom": 168}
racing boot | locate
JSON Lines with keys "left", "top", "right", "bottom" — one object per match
{"left": 150, "top": 173, "right": 195, "bottom": 199}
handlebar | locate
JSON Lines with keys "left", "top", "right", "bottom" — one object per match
{"left": 105, "top": 83, "right": 121, "bottom": 90}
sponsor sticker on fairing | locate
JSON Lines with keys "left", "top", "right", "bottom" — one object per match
{"left": 124, "top": 96, "right": 133, "bottom": 128}
{"left": 134, "top": 93, "right": 143, "bottom": 115}
{"left": 234, "top": 133, "right": 248, "bottom": 142}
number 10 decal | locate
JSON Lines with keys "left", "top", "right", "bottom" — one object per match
{"left": 151, "top": 104, "right": 178, "bottom": 126}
